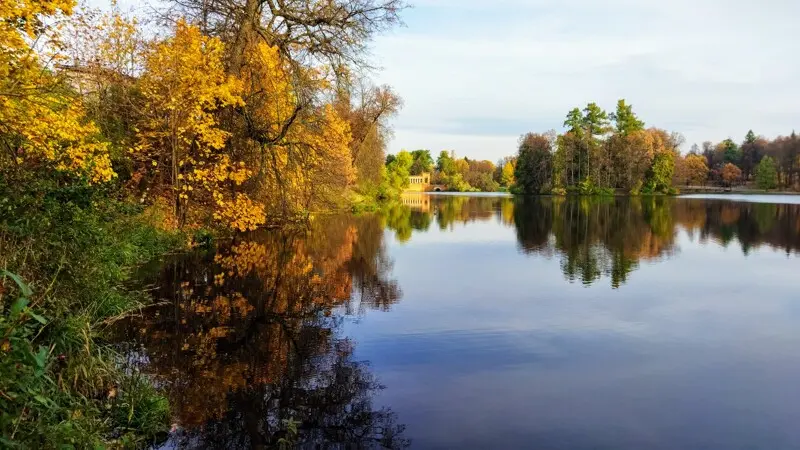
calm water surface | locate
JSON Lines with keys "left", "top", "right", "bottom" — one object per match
{"left": 118, "top": 194, "right": 800, "bottom": 449}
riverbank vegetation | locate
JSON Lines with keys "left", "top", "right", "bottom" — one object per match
{"left": 385, "top": 149, "right": 504, "bottom": 192}
{"left": 388, "top": 100, "right": 799, "bottom": 195}
{"left": 1, "top": 0, "right": 405, "bottom": 446}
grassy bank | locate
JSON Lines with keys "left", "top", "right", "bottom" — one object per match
{"left": 0, "top": 178, "right": 184, "bottom": 448}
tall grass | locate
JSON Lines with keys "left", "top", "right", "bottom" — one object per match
{"left": 0, "top": 176, "right": 181, "bottom": 447}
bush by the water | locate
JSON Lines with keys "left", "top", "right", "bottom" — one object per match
{"left": 0, "top": 177, "right": 180, "bottom": 448}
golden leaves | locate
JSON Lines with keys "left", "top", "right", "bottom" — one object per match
{"left": 213, "top": 194, "right": 266, "bottom": 232}
{"left": 134, "top": 20, "right": 263, "bottom": 231}
{"left": 1, "top": 1, "right": 116, "bottom": 184}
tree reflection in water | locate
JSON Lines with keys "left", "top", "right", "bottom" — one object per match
{"left": 396, "top": 195, "right": 800, "bottom": 288}
{"left": 116, "top": 214, "right": 408, "bottom": 449}
{"left": 118, "top": 196, "right": 800, "bottom": 448}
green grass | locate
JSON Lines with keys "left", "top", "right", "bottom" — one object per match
{"left": 0, "top": 174, "right": 182, "bottom": 448}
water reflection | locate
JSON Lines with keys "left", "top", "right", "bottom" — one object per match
{"left": 117, "top": 195, "right": 800, "bottom": 449}
{"left": 393, "top": 195, "right": 800, "bottom": 287}
{"left": 117, "top": 215, "right": 408, "bottom": 449}
{"left": 370, "top": 195, "right": 800, "bottom": 449}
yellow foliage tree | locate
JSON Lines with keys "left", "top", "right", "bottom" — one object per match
{"left": 135, "top": 20, "right": 263, "bottom": 231}
{"left": 501, "top": 161, "right": 515, "bottom": 186}
{"left": 237, "top": 42, "right": 355, "bottom": 221}
{"left": 684, "top": 154, "right": 709, "bottom": 185}
{"left": 1, "top": 0, "right": 115, "bottom": 183}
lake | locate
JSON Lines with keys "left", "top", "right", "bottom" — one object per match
{"left": 118, "top": 194, "right": 800, "bottom": 449}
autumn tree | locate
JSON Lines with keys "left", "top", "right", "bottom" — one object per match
{"left": 226, "top": 39, "right": 358, "bottom": 218}
{"left": 134, "top": 21, "right": 265, "bottom": 231}
{"left": 56, "top": 4, "right": 148, "bottom": 163}
{"left": 0, "top": 0, "right": 115, "bottom": 184}
{"left": 335, "top": 82, "right": 401, "bottom": 191}
{"left": 643, "top": 129, "right": 679, "bottom": 193}
{"left": 168, "top": 0, "right": 406, "bottom": 203}
{"left": 501, "top": 160, "right": 516, "bottom": 187}
{"left": 722, "top": 163, "right": 743, "bottom": 187}
{"left": 675, "top": 153, "right": 707, "bottom": 186}
{"left": 684, "top": 154, "right": 709, "bottom": 185}
{"left": 463, "top": 159, "right": 498, "bottom": 191}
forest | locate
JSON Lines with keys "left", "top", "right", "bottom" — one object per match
{"left": 387, "top": 100, "right": 800, "bottom": 194}
{"left": 0, "top": 0, "right": 406, "bottom": 447}
{"left": 511, "top": 100, "right": 800, "bottom": 195}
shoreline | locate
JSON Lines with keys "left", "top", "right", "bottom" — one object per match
{"left": 404, "top": 189, "right": 800, "bottom": 197}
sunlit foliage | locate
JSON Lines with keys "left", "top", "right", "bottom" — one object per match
{"left": 517, "top": 100, "right": 682, "bottom": 195}
{"left": 133, "top": 21, "right": 262, "bottom": 231}
{"left": 0, "top": 0, "right": 115, "bottom": 184}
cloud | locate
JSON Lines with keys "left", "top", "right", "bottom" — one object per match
{"left": 373, "top": 0, "right": 800, "bottom": 160}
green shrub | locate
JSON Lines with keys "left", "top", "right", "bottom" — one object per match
{"left": 0, "top": 174, "right": 179, "bottom": 448}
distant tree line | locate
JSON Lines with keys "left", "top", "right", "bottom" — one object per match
{"left": 385, "top": 149, "right": 507, "bottom": 192}
{"left": 682, "top": 130, "right": 799, "bottom": 190}
{"left": 513, "top": 100, "right": 799, "bottom": 195}
{"left": 386, "top": 99, "right": 799, "bottom": 194}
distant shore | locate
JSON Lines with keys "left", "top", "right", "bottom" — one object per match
{"left": 678, "top": 186, "right": 800, "bottom": 195}
{"left": 405, "top": 188, "right": 800, "bottom": 197}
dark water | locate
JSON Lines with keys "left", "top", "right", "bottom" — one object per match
{"left": 118, "top": 194, "right": 800, "bottom": 450}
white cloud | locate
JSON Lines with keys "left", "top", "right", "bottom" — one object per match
{"left": 373, "top": 0, "right": 800, "bottom": 160}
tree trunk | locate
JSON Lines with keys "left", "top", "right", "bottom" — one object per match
{"left": 228, "top": 0, "right": 260, "bottom": 75}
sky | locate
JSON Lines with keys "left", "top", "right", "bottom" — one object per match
{"left": 369, "top": 0, "right": 800, "bottom": 161}
{"left": 95, "top": 0, "right": 800, "bottom": 162}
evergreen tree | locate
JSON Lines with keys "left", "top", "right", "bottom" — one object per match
{"left": 755, "top": 156, "right": 778, "bottom": 190}
{"left": 610, "top": 99, "right": 645, "bottom": 135}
